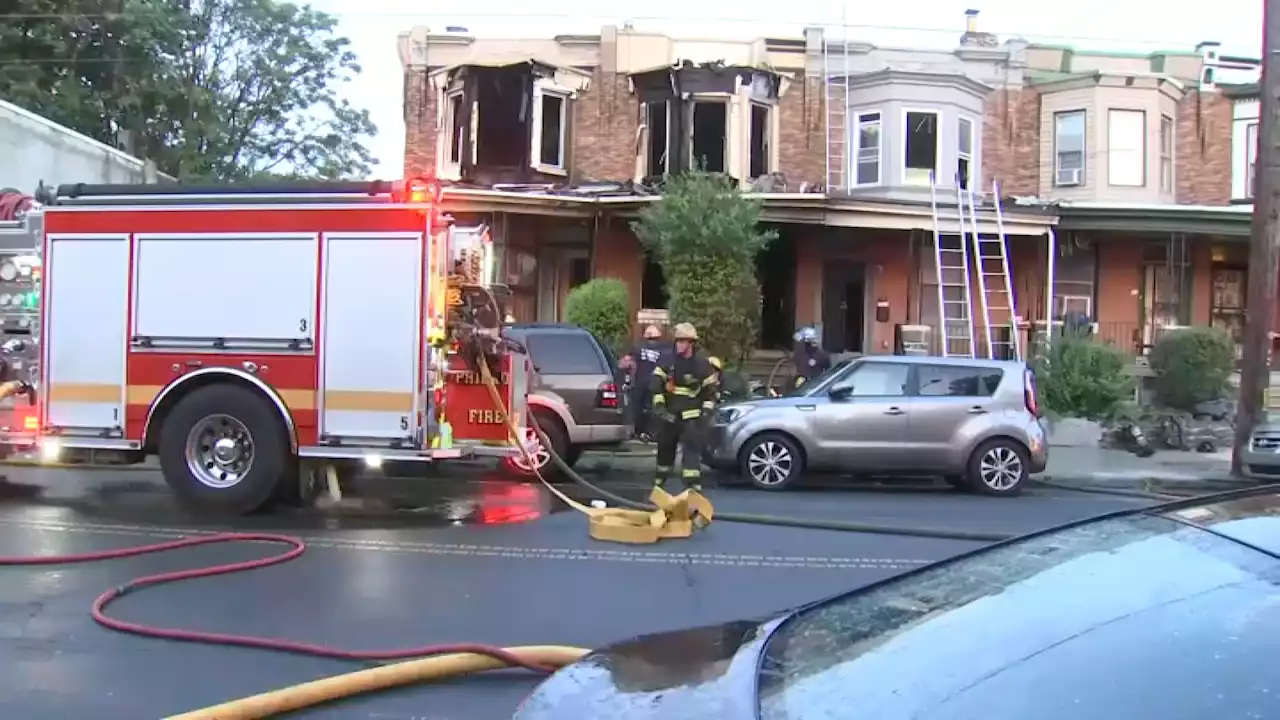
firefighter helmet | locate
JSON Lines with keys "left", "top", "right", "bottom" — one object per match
{"left": 672, "top": 323, "right": 698, "bottom": 341}
{"left": 708, "top": 356, "right": 723, "bottom": 371}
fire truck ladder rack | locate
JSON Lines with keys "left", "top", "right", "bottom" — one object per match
{"left": 961, "top": 180, "right": 1022, "bottom": 361}
{"left": 52, "top": 180, "right": 410, "bottom": 206}
{"left": 928, "top": 173, "right": 976, "bottom": 358}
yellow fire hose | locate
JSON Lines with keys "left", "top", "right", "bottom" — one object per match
{"left": 146, "top": 345, "right": 1016, "bottom": 718}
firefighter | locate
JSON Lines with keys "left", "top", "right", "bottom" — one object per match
{"left": 626, "top": 324, "right": 671, "bottom": 441}
{"left": 650, "top": 323, "right": 718, "bottom": 491}
{"left": 792, "top": 326, "right": 831, "bottom": 389}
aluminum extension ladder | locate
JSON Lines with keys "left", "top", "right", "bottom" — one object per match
{"left": 960, "top": 180, "right": 1022, "bottom": 361}
{"left": 928, "top": 174, "right": 976, "bottom": 358}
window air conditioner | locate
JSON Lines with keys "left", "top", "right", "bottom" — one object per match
{"left": 1056, "top": 167, "right": 1082, "bottom": 186}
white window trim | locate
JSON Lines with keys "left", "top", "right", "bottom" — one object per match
{"left": 1053, "top": 109, "right": 1086, "bottom": 187}
{"left": 643, "top": 100, "right": 672, "bottom": 177}
{"left": 1107, "top": 108, "right": 1147, "bottom": 187}
{"left": 748, "top": 100, "right": 772, "bottom": 178}
{"left": 901, "top": 107, "right": 941, "bottom": 187}
{"left": 957, "top": 115, "right": 976, "bottom": 189}
{"left": 851, "top": 110, "right": 883, "bottom": 187}
{"left": 687, "top": 97, "right": 730, "bottom": 173}
{"left": 531, "top": 86, "right": 570, "bottom": 175}
{"left": 1159, "top": 114, "right": 1174, "bottom": 193}
{"left": 1247, "top": 121, "right": 1259, "bottom": 199}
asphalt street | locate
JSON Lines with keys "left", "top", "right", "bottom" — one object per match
{"left": 0, "top": 463, "right": 1154, "bottom": 719}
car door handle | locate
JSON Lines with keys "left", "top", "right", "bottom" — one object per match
{"left": 884, "top": 407, "right": 905, "bottom": 416}
{"left": 968, "top": 406, "right": 988, "bottom": 414}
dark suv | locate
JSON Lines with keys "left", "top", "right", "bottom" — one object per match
{"left": 501, "top": 324, "right": 628, "bottom": 477}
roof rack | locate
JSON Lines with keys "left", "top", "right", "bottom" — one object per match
{"left": 52, "top": 180, "right": 405, "bottom": 207}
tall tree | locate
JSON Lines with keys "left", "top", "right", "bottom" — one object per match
{"left": 0, "top": 0, "right": 376, "bottom": 181}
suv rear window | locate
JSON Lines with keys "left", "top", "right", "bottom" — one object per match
{"left": 526, "top": 333, "right": 606, "bottom": 375}
{"left": 916, "top": 364, "right": 1004, "bottom": 397}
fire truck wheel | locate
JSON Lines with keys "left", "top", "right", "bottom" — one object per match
{"left": 159, "top": 384, "right": 293, "bottom": 514}
{"left": 503, "top": 410, "right": 567, "bottom": 480}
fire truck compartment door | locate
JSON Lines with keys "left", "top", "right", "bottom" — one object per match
{"left": 44, "top": 234, "right": 130, "bottom": 434}
{"left": 320, "top": 233, "right": 423, "bottom": 442}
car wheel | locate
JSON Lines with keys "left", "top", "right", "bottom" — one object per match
{"left": 158, "top": 384, "right": 293, "bottom": 514}
{"left": 739, "top": 433, "right": 803, "bottom": 490}
{"left": 503, "top": 411, "right": 566, "bottom": 480}
{"left": 966, "top": 439, "right": 1030, "bottom": 496}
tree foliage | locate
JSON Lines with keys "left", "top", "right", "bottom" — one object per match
{"left": 631, "top": 172, "right": 776, "bottom": 366}
{"left": 564, "top": 278, "right": 631, "bottom": 356}
{"left": 0, "top": 0, "right": 374, "bottom": 181}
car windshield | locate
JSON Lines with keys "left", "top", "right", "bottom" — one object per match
{"left": 785, "top": 358, "right": 854, "bottom": 396}
{"left": 757, "top": 514, "right": 1280, "bottom": 720}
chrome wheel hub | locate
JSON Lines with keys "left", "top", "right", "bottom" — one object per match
{"left": 979, "top": 447, "right": 1023, "bottom": 491}
{"left": 512, "top": 428, "right": 551, "bottom": 471}
{"left": 747, "top": 441, "right": 793, "bottom": 486}
{"left": 185, "top": 414, "right": 255, "bottom": 489}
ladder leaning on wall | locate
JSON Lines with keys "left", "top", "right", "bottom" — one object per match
{"left": 928, "top": 176, "right": 1022, "bottom": 361}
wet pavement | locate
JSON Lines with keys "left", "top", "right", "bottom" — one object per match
{"left": 0, "top": 462, "right": 1156, "bottom": 719}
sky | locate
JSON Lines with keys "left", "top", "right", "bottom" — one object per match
{"left": 301, "top": 0, "right": 1266, "bottom": 179}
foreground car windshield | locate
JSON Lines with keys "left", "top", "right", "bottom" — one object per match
{"left": 785, "top": 359, "right": 853, "bottom": 396}
{"left": 757, "top": 514, "right": 1280, "bottom": 720}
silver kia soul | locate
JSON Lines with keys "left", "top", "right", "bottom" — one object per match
{"left": 704, "top": 355, "right": 1048, "bottom": 495}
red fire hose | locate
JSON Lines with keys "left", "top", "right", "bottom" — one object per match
{"left": 0, "top": 192, "right": 32, "bottom": 221}
{"left": 0, "top": 532, "right": 554, "bottom": 671}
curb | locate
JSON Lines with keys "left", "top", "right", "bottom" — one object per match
{"left": 1039, "top": 473, "right": 1256, "bottom": 494}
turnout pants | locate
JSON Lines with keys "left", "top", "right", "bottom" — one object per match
{"left": 654, "top": 414, "right": 705, "bottom": 489}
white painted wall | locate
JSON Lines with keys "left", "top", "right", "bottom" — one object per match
{"left": 0, "top": 99, "right": 159, "bottom": 194}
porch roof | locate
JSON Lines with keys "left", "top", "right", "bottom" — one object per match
{"left": 1054, "top": 201, "right": 1253, "bottom": 238}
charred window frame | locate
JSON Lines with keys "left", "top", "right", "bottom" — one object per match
{"left": 957, "top": 116, "right": 975, "bottom": 190}
{"left": 445, "top": 89, "right": 466, "bottom": 165}
{"left": 532, "top": 86, "right": 569, "bottom": 173}
{"left": 749, "top": 102, "right": 771, "bottom": 178}
{"left": 689, "top": 99, "right": 729, "bottom": 173}
{"left": 644, "top": 100, "right": 672, "bottom": 177}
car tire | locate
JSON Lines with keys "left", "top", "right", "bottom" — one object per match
{"left": 158, "top": 384, "right": 293, "bottom": 515}
{"left": 965, "top": 439, "right": 1030, "bottom": 496}
{"left": 503, "top": 410, "right": 567, "bottom": 480}
{"left": 739, "top": 432, "right": 804, "bottom": 490}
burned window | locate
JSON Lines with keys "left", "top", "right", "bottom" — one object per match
{"left": 957, "top": 117, "right": 974, "bottom": 189}
{"left": 690, "top": 101, "right": 727, "bottom": 173}
{"left": 749, "top": 103, "right": 770, "bottom": 178}
{"left": 537, "top": 91, "right": 567, "bottom": 169}
{"left": 904, "top": 111, "right": 939, "bottom": 185}
{"left": 644, "top": 101, "right": 670, "bottom": 177}
{"left": 446, "top": 92, "right": 465, "bottom": 165}
{"left": 475, "top": 70, "right": 529, "bottom": 167}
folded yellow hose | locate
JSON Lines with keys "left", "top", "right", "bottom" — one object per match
{"left": 164, "top": 646, "right": 590, "bottom": 720}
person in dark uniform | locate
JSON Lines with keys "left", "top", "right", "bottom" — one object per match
{"left": 649, "top": 323, "right": 718, "bottom": 491}
{"left": 791, "top": 325, "right": 831, "bottom": 389}
{"left": 626, "top": 324, "right": 671, "bottom": 441}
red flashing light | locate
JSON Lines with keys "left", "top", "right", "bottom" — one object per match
{"left": 404, "top": 176, "right": 440, "bottom": 205}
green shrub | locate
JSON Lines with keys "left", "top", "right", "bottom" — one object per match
{"left": 563, "top": 278, "right": 631, "bottom": 355}
{"left": 1034, "top": 332, "right": 1134, "bottom": 420}
{"left": 1149, "top": 326, "right": 1236, "bottom": 412}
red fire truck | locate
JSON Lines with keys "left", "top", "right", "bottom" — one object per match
{"left": 0, "top": 178, "right": 531, "bottom": 513}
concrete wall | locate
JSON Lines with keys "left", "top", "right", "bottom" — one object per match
{"left": 0, "top": 99, "right": 156, "bottom": 193}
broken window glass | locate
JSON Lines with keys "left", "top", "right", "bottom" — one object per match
{"left": 904, "top": 111, "right": 939, "bottom": 185}
{"left": 691, "top": 101, "right": 727, "bottom": 173}
{"left": 447, "top": 93, "right": 464, "bottom": 164}
{"left": 645, "top": 102, "right": 670, "bottom": 177}
{"left": 539, "top": 93, "right": 566, "bottom": 168}
{"left": 749, "top": 103, "right": 770, "bottom": 178}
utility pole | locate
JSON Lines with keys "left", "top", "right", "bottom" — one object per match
{"left": 1233, "top": 0, "right": 1280, "bottom": 477}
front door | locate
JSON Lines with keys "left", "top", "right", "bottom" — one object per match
{"left": 821, "top": 262, "right": 865, "bottom": 353}
{"left": 319, "top": 232, "right": 423, "bottom": 444}
{"left": 812, "top": 361, "right": 911, "bottom": 471}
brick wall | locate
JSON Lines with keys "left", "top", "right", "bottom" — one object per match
{"left": 572, "top": 70, "right": 639, "bottom": 183}
{"left": 1175, "top": 89, "right": 1233, "bottom": 206}
{"left": 777, "top": 76, "right": 826, "bottom": 189}
{"left": 982, "top": 87, "right": 1040, "bottom": 197}
{"left": 403, "top": 69, "right": 437, "bottom": 178}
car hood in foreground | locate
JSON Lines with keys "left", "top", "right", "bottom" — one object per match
{"left": 512, "top": 618, "right": 782, "bottom": 720}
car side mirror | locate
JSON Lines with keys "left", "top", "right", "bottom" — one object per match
{"left": 829, "top": 385, "right": 853, "bottom": 401}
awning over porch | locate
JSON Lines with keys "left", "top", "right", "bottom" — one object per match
{"left": 1055, "top": 201, "right": 1254, "bottom": 238}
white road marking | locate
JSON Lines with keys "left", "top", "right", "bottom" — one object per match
{"left": 0, "top": 518, "right": 936, "bottom": 570}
